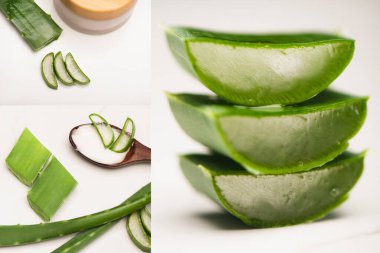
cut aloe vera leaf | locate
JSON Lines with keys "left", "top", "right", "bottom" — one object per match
{"left": 140, "top": 207, "right": 151, "bottom": 235}
{"left": 54, "top": 52, "right": 74, "bottom": 85}
{"left": 89, "top": 113, "right": 115, "bottom": 148}
{"left": 0, "top": 0, "right": 62, "bottom": 51}
{"left": 167, "top": 90, "right": 367, "bottom": 174}
{"left": 166, "top": 27, "right": 355, "bottom": 106}
{"left": 145, "top": 203, "right": 151, "bottom": 216}
{"left": 28, "top": 157, "right": 77, "bottom": 222}
{"left": 41, "top": 53, "right": 58, "bottom": 90}
{"left": 6, "top": 128, "right": 51, "bottom": 186}
{"left": 65, "top": 53, "right": 90, "bottom": 85}
{"left": 127, "top": 212, "right": 151, "bottom": 252}
{"left": 180, "top": 152, "right": 364, "bottom": 227}
{"left": 110, "top": 117, "right": 136, "bottom": 153}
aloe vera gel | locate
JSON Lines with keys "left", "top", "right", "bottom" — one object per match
{"left": 166, "top": 27, "right": 367, "bottom": 227}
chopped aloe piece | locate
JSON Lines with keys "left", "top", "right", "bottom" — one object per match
{"left": 167, "top": 90, "right": 367, "bottom": 174}
{"left": 54, "top": 52, "right": 74, "bottom": 85}
{"left": 28, "top": 157, "right": 77, "bottom": 221}
{"left": 65, "top": 53, "right": 90, "bottom": 84}
{"left": 0, "top": 0, "right": 62, "bottom": 51}
{"left": 166, "top": 27, "right": 355, "bottom": 106}
{"left": 41, "top": 53, "right": 58, "bottom": 90}
{"left": 110, "top": 117, "right": 135, "bottom": 153}
{"left": 145, "top": 203, "right": 151, "bottom": 216}
{"left": 89, "top": 113, "right": 115, "bottom": 148}
{"left": 6, "top": 128, "right": 51, "bottom": 186}
{"left": 180, "top": 152, "right": 364, "bottom": 227}
{"left": 127, "top": 212, "right": 151, "bottom": 252}
{"left": 140, "top": 207, "right": 151, "bottom": 235}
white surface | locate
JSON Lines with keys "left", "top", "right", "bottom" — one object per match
{"left": 0, "top": 0, "right": 150, "bottom": 105}
{"left": 0, "top": 105, "right": 150, "bottom": 253}
{"left": 152, "top": 0, "right": 380, "bottom": 252}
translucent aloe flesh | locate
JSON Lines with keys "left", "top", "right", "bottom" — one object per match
{"left": 166, "top": 27, "right": 355, "bottom": 106}
{"left": 140, "top": 207, "right": 151, "bottom": 235}
{"left": 0, "top": 0, "right": 62, "bottom": 51}
{"left": 0, "top": 183, "right": 150, "bottom": 247}
{"left": 28, "top": 157, "right": 77, "bottom": 222}
{"left": 6, "top": 128, "right": 51, "bottom": 186}
{"left": 180, "top": 153, "right": 364, "bottom": 227}
{"left": 127, "top": 212, "right": 151, "bottom": 252}
{"left": 89, "top": 113, "right": 115, "bottom": 148}
{"left": 167, "top": 90, "right": 367, "bottom": 174}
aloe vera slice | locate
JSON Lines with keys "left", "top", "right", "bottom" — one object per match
{"left": 54, "top": 52, "right": 74, "bottom": 85}
{"left": 66, "top": 53, "right": 90, "bottom": 85}
{"left": 167, "top": 90, "right": 367, "bottom": 174}
{"left": 0, "top": 0, "right": 62, "bottom": 51}
{"left": 127, "top": 212, "right": 151, "bottom": 252}
{"left": 27, "top": 157, "right": 77, "bottom": 222}
{"left": 145, "top": 203, "right": 151, "bottom": 216}
{"left": 0, "top": 183, "right": 150, "bottom": 246}
{"left": 110, "top": 117, "right": 135, "bottom": 153}
{"left": 89, "top": 113, "right": 115, "bottom": 148}
{"left": 41, "top": 53, "right": 58, "bottom": 90}
{"left": 180, "top": 152, "right": 364, "bottom": 227}
{"left": 6, "top": 128, "right": 51, "bottom": 186}
{"left": 166, "top": 27, "right": 355, "bottom": 106}
{"left": 140, "top": 207, "right": 151, "bottom": 235}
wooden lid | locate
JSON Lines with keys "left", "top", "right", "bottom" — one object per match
{"left": 62, "top": 0, "right": 137, "bottom": 20}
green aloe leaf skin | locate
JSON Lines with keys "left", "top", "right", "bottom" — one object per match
{"left": 28, "top": 157, "right": 77, "bottom": 222}
{"left": 0, "top": 0, "right": 62, "bottom": 51}
{"left": 167, "top": 90, "right": 367, "bottom": 175}
{"left": 0, "top": 183, "right": 151, "bottom": 247}
{"left": 180, "top": 152, "right": 364, "bottom": 227}
{"left": 6, "top": 128, "right": 51, "bottom": 186}
{"left": 166, "top": 27, "right": 355, "bottom": 106}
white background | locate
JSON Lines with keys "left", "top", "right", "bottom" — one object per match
{"left": 0, "top": 106, "right": 150, "bottom": 253}
{"left": 152, "top": 0, "right": 380, "bottom": 252}
{"left": 0, "top": 0, "right": 150, "bottom": 105}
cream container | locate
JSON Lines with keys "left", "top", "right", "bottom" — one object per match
{"left": 54, "top": 0, "right": 137, "bottom": 34}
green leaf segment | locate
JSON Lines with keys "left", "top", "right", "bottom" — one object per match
{"left": 0, "top": 0, "right": 62, "bottom": 51}
{"left": 180, "top": 153, "right": 364, "bottom": 227}
{"left": 168, "top": 90, "right": 367, "bottom": 174}
{"left": 166, "top": 27, "right": 355, "bottom": 106}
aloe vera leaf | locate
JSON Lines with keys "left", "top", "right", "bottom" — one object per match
{"left": 127, "top": 212, "right": 151, "bottom": 252}
{"left": 166, "top": 27, "right": 355, "bottom": 106}
{"left": 145, "top": 203, "right": 151, "bottom": 216}
{"left": 54, "top": 52, "right": 74, "bottom": 85}
{"left": 41, "top": 53, "right": 58, "bottom": 90}
{"left": 110, "top": 117, "right": 136, "bottom": 153}
{"left": 52, "top": 221, "right": 116, "bottom": 253}
{"left": 180, "top": 152, "right": 364, "bottom": 227}
{"left": 6, "top": 128, "right": 51, "bottom": 186}
{"left": 0, "top": 0, "right": 62, "bottom": 51}
{"left": 0, "top": 183, "right": 151, "bottom": 247}
{"left": 89, "top": 113, "right": 115, "bottom": 148}
{"left": 140, "top": 207, "right": 151, "bottom": 235}
{"left": 27, "top": 157, "right": 77, "bottom": 222}
{"left": 167, "top": 90, "right": 367, "bottom": 174}
{"left": 65, "top": 53, "right": 90, "bottom": 85}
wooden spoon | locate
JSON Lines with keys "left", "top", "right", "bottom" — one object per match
{"left": 69, "top": 124, "right": 151, "bottom": 168}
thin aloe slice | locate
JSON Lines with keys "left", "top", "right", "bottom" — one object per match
{"left": 145, "top": 203, "right": 151, "bottom": 216}
{"left": 180, "top": 152, "right": 364, "bottom": 227}
{"left": 66, "top": 53, "right": 90, "bottom": 85}
{"left": 89, "top": 113, "right": 115, "bottom": 148}
{"left": 166, "top": 27, "right": 355, "bottom": 106}
{"left": 27, "top": 157, "right": 77, "bottom": 222}
{"left": 140, "top": 207, "right": 151, "bottom": 235}
{"left": 0, "top": 183, "right": 150, "bottom": 247}
{"left": 54, "top": 52, "right": 74, "bottom": 85}
{"left": 6, "top": 128, "right": 51, "bottom": 186}
{"left": 167, "top": 90, "right": 367, "bottom": 174}
{"left": 127, "top": 212, "right": 151, "bottom": 252}
{"left": 110, "top": 117, "right": 136, "bottom": 153}
{"left": 0, "top": 0, "right": 62, "bottom": 51}
{"left": 41, "top": 53, "right": 58, "bottom": 90}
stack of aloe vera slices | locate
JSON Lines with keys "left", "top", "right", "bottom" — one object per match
{"left": 166, "top": 27, "right": 367, "bottom": 227}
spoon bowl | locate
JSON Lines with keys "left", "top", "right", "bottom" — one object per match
{"left": 69, "top": 124, "right": 151, "bottom": 168}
